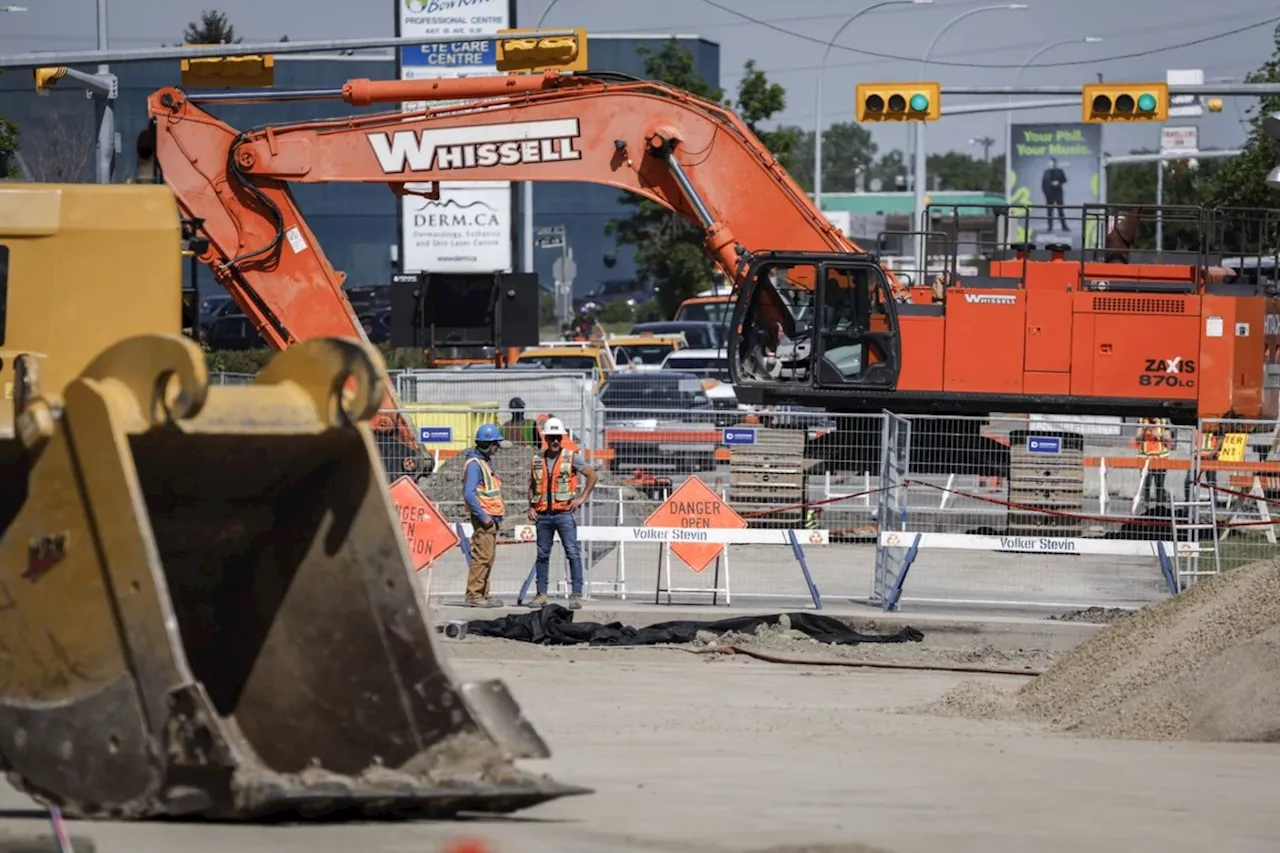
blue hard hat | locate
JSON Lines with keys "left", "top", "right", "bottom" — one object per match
{"left": 475, "top": 423, "right": 503, "bottom": 443}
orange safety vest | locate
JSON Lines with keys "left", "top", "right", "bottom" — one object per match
{"left": 530, "top": 450, "right": 581, "bottom": 513}
{"left": 1139, "top": 420, "right": 1170, "bottom": 458}
{"left": 463, "top": 455, "right": 505, "bottom": 517}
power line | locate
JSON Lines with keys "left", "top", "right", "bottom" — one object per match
{"left": 718, "top": 7, "right": 1280, "bottom": 77}
{"left": 696, "top": 0, "right": 1280, "bottom": 69}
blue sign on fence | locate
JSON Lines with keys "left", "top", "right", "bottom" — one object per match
{"left": 1027, "top": 435, "right": 1061, "bottom": 454}
{"left": 722, "top": 428, "right": 757, "bottom": 446}
{"left": 419, "top": 426, "right": 453, "bottom": 443}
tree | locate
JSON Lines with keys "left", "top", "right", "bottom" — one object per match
{"left": 925, "top": 151, "right": 1006, "bottom": 193}
{"left": 183, "top": 10, "right": 241, "bottom": 44}
{"left": 786, "top": 122, "right": 878, "bottom": 193}
{"left": 0, "top": 70, "right": 19, "bottom": 178}
{"left": 606, "top": 40, "right": 791, "bottom": 318}
{"left": 868, "top": 149, "right": 909, "bottom": 191}
{"left": 1200, "top": 22, "right": 1280, "bottom": 218}
{"left": 25, "top": 113, "right": 96, "bottom": 182}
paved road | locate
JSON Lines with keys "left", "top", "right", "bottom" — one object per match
{"left": 5, "top": 642, "right": 1276, "bottom": 853}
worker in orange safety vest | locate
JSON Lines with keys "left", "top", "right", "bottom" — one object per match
{"left": 1188, "top": 423, "right": 1222, "bottom": 501}
{"left": 1135, "top": 417, "right": 1173, "bottom": 505}
{"left": 461, "top": 423, "right": 511, "bottom": 608}
{"left": 526, "top": 416, "right": 597, "bottom": 611}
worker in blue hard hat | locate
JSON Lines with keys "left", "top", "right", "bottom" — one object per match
{"left": 461, "top": 422, "right": 511, "bottom": 607}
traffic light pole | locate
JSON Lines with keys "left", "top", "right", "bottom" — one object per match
{"left": 940, "top": 84, "right": 1280, "bottom": 96}
{"left": 0, "top": 30, "right": 581, "bottom": 68}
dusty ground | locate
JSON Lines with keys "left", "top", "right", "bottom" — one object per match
{"left": 1, "top": 633, "right": 1277, "bottom": 853}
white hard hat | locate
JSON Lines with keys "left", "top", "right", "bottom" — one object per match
{"left": 542, "top": 416, "right": 568, "bottom": 436}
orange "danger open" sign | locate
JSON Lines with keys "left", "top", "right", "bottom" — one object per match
{"left": 643, "top": 476, "right": 747, "bottom": 573}
{"left": 388, "top": 475, "right": 460, "bottom": 574}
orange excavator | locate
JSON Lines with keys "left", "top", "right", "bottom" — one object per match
{"left": 142, "top": 69, "right": 1280, "bottom": 437}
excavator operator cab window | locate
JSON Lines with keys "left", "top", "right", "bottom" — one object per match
{"left": 729, "top": 252, "right": 902, "bottom": 393}
{"left": 735, "top": 260, "right": 819, "bottom": 385}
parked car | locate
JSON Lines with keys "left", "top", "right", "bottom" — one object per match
{"left": 660, "top": 347, "right": 743, "bottom": 425}
{"left": 630, "top": 320, "right": 722, "bottom": 350}
{"left": 598, "top": 370, "right": 717, "bottom": 473}
{"left": 203, "top": 314, "right": 264, "bottom": 350}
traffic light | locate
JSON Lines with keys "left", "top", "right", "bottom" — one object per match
{"left": 1082, "top": 83, "right": 1168, "bottom": 122}
{"left": 180, "top": 52, "right": 274, "bottom": 89}
{"left": 855, "top": 82, "right": 941, "bottom": 122}
{"left": 495, "top": 28, "right": 588, "bottom": 73}
{"left": 33, "top": 66, "right": 67, "bottom": 94}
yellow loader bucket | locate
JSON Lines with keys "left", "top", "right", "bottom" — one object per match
{"left": 0, "top": 334, "right": 587, "bottom": 820}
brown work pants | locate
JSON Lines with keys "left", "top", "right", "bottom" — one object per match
{"left": 466, "top": 516, "right": 497, "bottom": 598}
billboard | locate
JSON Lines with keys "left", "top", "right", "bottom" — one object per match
{"left": 396, "top": 0, "right": 514, "bottom": 274}
{"left": 1007, "top": 122, "right": 1103, "bottom": 249}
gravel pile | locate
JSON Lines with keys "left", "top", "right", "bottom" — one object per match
{"left": 1048, "top": 607, "right": 1134, "bottom": 625}
{"left": 920, "top": 559, "right": 1280, "bottom": 741}
{"left": 420, "top": 449, "right": 659, "bottom": 559}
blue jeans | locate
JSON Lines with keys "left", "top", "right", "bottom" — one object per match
{"left": 534, "top": 510, "right": 583, "bottom": 596}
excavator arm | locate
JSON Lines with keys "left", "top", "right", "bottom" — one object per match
{"left": 147, "top": 71, "right": 909, "bottom": 387}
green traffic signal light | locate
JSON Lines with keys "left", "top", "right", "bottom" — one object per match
{"left": 909, "top": 92, "right": 929, "bottom": 112}
{"left": 1137, "top": 92, "right": 1157, "bottom": 112}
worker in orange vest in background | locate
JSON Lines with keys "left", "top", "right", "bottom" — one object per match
{"left": 1189, "top": 422, "right": 1222, "bottom": 501}
{"left": 1135, "top": 416, "right": 1173, "bottom": 506}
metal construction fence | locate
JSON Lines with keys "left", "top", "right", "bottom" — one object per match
{"left": 211, "top": 364, "right": 1280, "bottom": 609}
{"left": 366, "top": 390, "right": 1280, "bottom": 610}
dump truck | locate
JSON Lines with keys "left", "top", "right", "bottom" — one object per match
{"left": 0, "top": 182, "right": 586, "bottom": 820}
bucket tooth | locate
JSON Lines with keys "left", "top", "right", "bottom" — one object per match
{"left": 0, "top": 334, "right": 590, "bottom": 820}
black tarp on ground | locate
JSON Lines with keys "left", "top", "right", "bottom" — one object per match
{"left": 464, "top": 605, "right": 925, "bottom": 646}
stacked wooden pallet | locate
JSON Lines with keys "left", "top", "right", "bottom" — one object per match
{"left": 1006, "top": 429, "right": 1086, "bottom": 537}
{"left": 727, "top": 425, "right": 808, "bottom": 529}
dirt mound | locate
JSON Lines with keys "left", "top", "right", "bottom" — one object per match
{"left": 1012, "top": 559, "right": 1280, "bottom": 741}
{"left": 920, "top": 560, "right": 1280, "bottom": 741}
{"left": 419, "top": 448, "right": 658, "bottom": 558}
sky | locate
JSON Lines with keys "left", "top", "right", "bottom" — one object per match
{"left": 1, "top": 0, "right": 1277, "bottom": 165}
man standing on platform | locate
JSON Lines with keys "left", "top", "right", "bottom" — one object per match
{"left": 527, "top": 416, "right": 597, "bottom": 610}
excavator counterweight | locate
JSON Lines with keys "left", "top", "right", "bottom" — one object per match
{"left": 0, "top": 182, "right": 586, "bottom": 820}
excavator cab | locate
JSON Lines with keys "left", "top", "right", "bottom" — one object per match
{"left": 728, "top": 252, "right": 902, "bottom": 400}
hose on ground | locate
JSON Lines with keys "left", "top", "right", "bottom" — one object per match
{"left": 705, "top": 644, "right": 1043, "bottom": 677}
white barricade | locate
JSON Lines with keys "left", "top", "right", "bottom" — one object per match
{"left": 876, "top": 530, "right": 1184, "bottom": 610}
{"left": 448, "top": 524, "right": 830, "bottom": 607}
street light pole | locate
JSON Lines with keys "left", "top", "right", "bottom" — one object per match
{"left": 520, "top": 0, "right": 561, "bottom": 278}
{"left": 95, "top": 0, "right": 115, "bottom": 184}
{"left": 912, "top": 3, "right": 1026, "bottom": 271}
{"left": 1004, "top": 36, "right": 1101, "bottom": 200}
{"left": 814, "top": 0, "right": 932, "bottom": 209}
